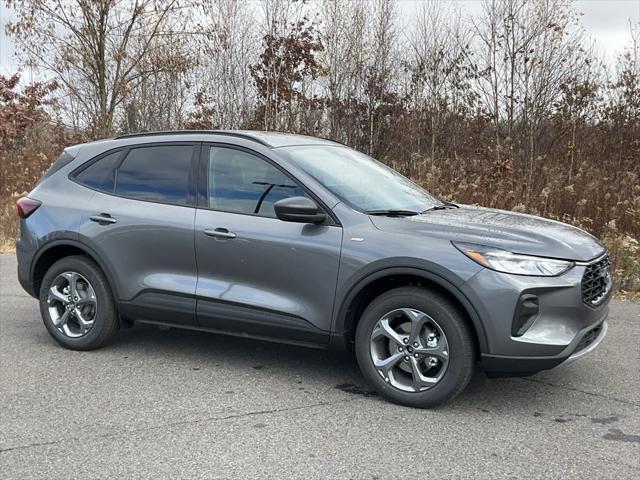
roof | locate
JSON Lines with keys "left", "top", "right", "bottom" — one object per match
{"left": 114, "top": 130, "right": 340, "bottom": 148}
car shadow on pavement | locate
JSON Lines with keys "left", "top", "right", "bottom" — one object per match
{"left": 114, "top": 323, "right": 362, "bottom": 378}
{"left": 108, "top": 323, "right": 583, "bottom": 413}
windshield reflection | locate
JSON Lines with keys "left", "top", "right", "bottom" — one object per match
{"left": 279, "top": 145, "right": 443, "bottom": 213}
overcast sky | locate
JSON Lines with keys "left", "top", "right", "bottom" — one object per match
{"left": 1, "top": 0, "right": 639, "bottom": 78}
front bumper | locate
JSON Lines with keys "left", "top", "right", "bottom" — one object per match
{"left": 558, "top": 320, "right": 608, "bottom": 366}
{"left": 459, "top": 259, "right": 611, "bottom": 376}
{"left": 481, "top": 318, "right": 608, "bottom": 376}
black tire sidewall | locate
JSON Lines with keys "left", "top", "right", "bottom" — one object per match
{"left": 355, "top": 287, "right": 475, "bottom": 408}
{"left": 39, "top": 256, "right": 118, "bottom": 350}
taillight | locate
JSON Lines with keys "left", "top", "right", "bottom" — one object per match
{"left": 16, "top": 197, "right": 42, "bottom": 219}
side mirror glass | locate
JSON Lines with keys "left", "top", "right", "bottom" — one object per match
{"left": 274, "top": 196, "right": 327, "bottom": 224}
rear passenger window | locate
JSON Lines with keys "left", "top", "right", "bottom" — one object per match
{"left": 75, "top": 151, "right": 122, "bottom": 192}
{"left": 115, "top": 145, "right": 193, "bottom": 205}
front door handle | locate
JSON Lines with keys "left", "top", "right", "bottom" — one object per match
{"left": 203, "top": 228, "right": 237, "bottom": 239}
{"left": 90, "top": 213, "right": 117, "bottom": 225}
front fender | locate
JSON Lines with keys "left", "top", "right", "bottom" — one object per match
{"left": 330, "top": 258, "right": 489, "bottom": 353}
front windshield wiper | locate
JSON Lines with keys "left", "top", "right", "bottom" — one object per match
{"left": 422, "top": 202, "right": 459, "bottom": 213}
{"left": 366, "top": 209, "right": 420, "bottom": 217}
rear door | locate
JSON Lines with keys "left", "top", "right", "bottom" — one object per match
{"left": 194, "top": 144, "right": 343, "bottom": 344}
{"left": 73, "top": 142, "right": 200, "bottom": 326}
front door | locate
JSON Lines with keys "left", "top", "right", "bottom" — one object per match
{"left": 194, "top": 145, "right": 342, "bottom": 344}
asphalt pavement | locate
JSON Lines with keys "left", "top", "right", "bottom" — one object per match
{"left": 1, "top": 253, "right": 638, "bottom": 479}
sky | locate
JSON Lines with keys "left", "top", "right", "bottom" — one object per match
{"left": 397, "top": 0, "right": 640, "bottom": 65}
{"left": 1, "top": 0, "right": 639, "bottom": 78}
{"left": 571, "top": 0, "right": 639, "bottom": 63}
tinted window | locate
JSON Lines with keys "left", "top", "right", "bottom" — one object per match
{"left": 208, "top": 147, "right": 305, "bottom": 218}
{"left": 116, "top": 145, "right": 193, "bottom": 204}
{"left": 75, "top": 151, "right": 122, "bottom": 192}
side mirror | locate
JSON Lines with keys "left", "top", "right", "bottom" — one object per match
{"left": 274, "top": 196, "right": 327, "bottom": 224}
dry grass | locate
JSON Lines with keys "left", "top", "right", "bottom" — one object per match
{"left": 0, "top": 198, "right": 18, "bottom": 253}
{"left": 0, "top": 244, "right": 15, "bottom": 254}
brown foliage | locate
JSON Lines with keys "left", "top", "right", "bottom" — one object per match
{"left": 250, "top": 15, "right": 324, "bottom": 131}
{"left": 0, "top": 74, "right": 57, "bottom": 146}
{"left": 0, "top": 74, "right": 71, "bottom": 245}
{"left": 0, "top": 74, "right": 65, "bottom": 197}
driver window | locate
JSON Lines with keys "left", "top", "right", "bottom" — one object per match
{"left": 208, "top": 146, "right": 306, "bottom": 218}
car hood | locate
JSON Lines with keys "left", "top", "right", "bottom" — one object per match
{"left": 370, "top": 205, "right": 605, "bottom": 262}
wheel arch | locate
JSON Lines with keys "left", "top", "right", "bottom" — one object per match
{"left": 31, "top": 239, "right": 120, "bottom": 300}
{"left": 332, "top": 265, "right": 489, "bottom": 356}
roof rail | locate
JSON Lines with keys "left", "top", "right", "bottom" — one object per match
{"left": 316, "top": 135, "right": 346, "bottom": 147}
{"left": 114, "top": 130, "right": 271, "bottom": 147}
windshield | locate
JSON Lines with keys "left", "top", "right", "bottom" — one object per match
{"left": 278, "top": 145, "right": 443, "bottom": 213}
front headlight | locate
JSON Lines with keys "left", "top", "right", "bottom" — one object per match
{"left": 452, "top": 242, "right": 574, "bottom": 276}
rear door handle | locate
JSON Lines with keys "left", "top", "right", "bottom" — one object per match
{"left": 90, "top": 214, "right": 117, "bottom": 225}
{"left": 203, "top": 228, "right": 237, "bottom": 239}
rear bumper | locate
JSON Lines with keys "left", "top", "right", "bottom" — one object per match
{"left": 16, "top": 222, "right": 38, "bottom": 298}
{"left": 17, "top": 249, "right": 36, "bottom": 297}
{"left": 481, "top": 317, "right": 608, "bottom": 377}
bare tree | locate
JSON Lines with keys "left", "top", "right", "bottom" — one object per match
{"left": 251, "top": 0, "right": 323, "bottom": 131}
{"left": 318, "top": 0, "right": 368, "bottom": 141}
{"left": 472, "top": 1, "right": 591, "bottom": 173}
{"left": 124, "top": 28, "right": 197, "bottom": 132}
{"left": 6, "top": 0, "right": 191, "bottom": 137}
{"left": 408, "top": 0, "right": 472, "bottom": 161}
{"left": 188, "top": 0, "right": 259, "bottom": 129}
{"left": 363, "top": 0, "right": 399, "bottom": 156}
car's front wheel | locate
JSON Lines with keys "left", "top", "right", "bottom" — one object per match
{"left": 355, "top": 286, "right": 475, "bottom": 408}
{"left": 39, "top": 255, "right": 119, "bottom": 350}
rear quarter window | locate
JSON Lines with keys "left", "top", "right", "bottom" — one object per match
{"left": 38, "top": 150, "right": 76, "bottom": 184}
{"left": 74, "top": 151, "right": 122, "bottom": 192}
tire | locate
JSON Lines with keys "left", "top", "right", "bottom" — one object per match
{"left": 39, "top": 255, "right": 119, "bottom": 350}
{"left": 355, "top": 286, "right": 475, "bottom": 408}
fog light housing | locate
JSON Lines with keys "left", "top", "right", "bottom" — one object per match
{"left": 512, "top": 294, "right": 539, "bottom": 337}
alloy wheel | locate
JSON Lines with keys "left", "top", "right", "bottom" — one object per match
{"left": 369, "top": 308, "right": 449, "bottom": 392}
{"left": 47, "top": 271, "right": 98, "bottom": 338}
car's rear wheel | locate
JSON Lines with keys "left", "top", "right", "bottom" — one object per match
{"left": 355, "top": 286, "right": 475, "bottom": 407}
{"left": 39, "top": 255, "right": 119, "bottom": 350}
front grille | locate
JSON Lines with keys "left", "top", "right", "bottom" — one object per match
{"left": 574, "top": 324, "right": 603, "bottom": 354}
{"left": 581, "top": 254, "right": 612, "bottom": 307}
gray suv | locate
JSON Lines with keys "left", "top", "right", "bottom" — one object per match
{"left": 16, "top": 131, "right": 611, "bottom": 407}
